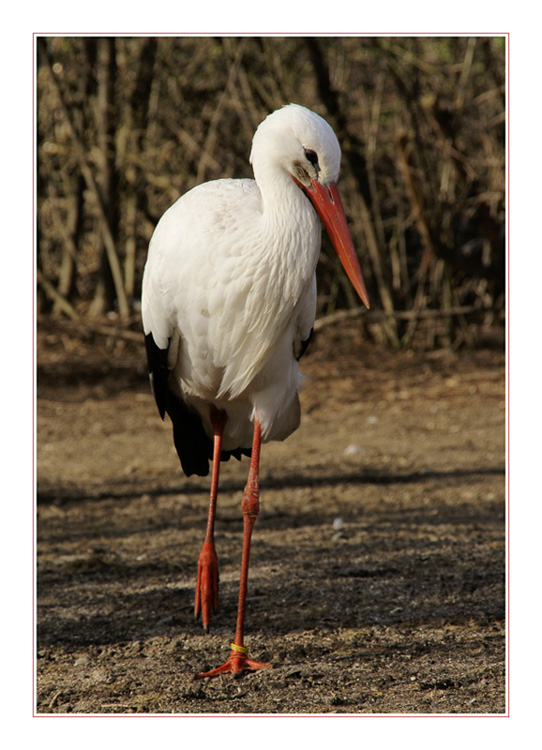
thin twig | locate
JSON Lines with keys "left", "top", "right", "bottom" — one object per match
{"left": 314, "top": 304, "right": 493, "bottom": 332}
{"left": 39, "top": 315, "right": 143, "bottom": 342}
{"left": 37, "top": 269, "right": 80, "bottom": 321}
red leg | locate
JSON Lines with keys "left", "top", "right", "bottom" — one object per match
{"left": 194, "top": 406, "right": 227, "bottom": 632}
{"left": 196, "top": 417, "right": 272, "bottom": 678}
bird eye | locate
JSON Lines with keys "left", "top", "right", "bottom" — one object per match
{"left": 304, "top": 149, "right": 319, "bottom": 168}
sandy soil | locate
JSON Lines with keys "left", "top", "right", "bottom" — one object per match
{"left": 36, "top": 320, "right": 506, "bottom": 714}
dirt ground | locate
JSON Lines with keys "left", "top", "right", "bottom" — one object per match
{"left": 36, "top": 319, "right": 506, "bottom": 714}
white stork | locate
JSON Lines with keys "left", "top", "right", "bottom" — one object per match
{"left": 142, "top": 103, "right": 369, "bottom": 678}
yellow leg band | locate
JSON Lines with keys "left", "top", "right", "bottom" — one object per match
{"left": 230, "top": 642, "right": 248, "bottom": 655}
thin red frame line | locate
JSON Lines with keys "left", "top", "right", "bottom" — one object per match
{"left": 505, "top": 31, "right": 511, "bottom": 718}
{"left": 32, "top": 32, "right": 37, "bottom": 718}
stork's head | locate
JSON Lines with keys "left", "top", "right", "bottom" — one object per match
{"left": 250, "top": 104, "right": 370, "bottom": 309}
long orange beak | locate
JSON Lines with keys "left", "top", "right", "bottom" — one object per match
{"left": 295, "top": 178, "right": 370, "bottom": 309}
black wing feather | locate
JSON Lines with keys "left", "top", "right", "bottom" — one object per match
{"left": 296, "top": 327, "right": 314, "bottom": 361}
{"left": 144, "top": 332, "right": 169, "bottom": 419}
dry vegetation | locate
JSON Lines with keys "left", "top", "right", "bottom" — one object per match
{"left": 37, "top": 36, "right": 505, "bottom": 348}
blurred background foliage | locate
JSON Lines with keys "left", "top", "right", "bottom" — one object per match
{"left": 36, "top": 36, "right": 505, "bottom": 348}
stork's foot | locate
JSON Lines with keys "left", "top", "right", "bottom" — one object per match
{"left": 195, "top": 644, "right": 272, "bottom": 679}
{"left": 194, "top": 540, "right": 219, "bottom": 632}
